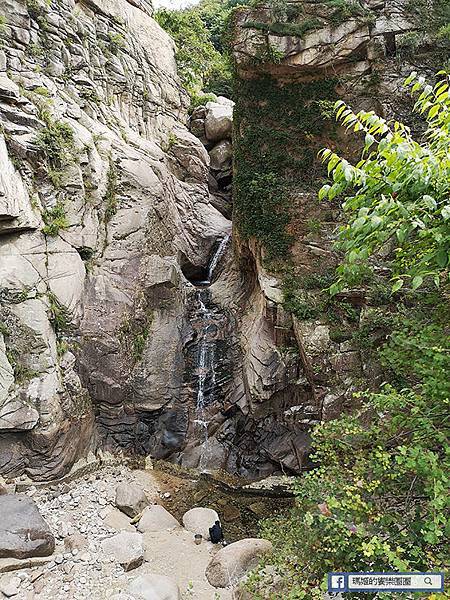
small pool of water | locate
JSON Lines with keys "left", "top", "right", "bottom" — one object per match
{"left": 151, "top": 461, "right": 294, "bottom": 542}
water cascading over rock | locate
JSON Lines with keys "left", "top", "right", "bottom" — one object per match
{"left": 178, "top": 233, "right": 235, "bottom": 470}
{"left": 0, "top": 0, "right": 231, "bottom": 479}
{"left": 192, "top": 234, "right": 231, "bottom": 470}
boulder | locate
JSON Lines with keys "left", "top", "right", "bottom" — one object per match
{"left": 182, "top": 507, "right": 219, "bottom": 540}
{"left": 0, "top": 494, "right": 55, "bottom": 558}
{"left": 205, "top": 538, "right": 273, "bottom": 588}
{"left": 103, "top": 507, "right": 135, "bottom": 532}
{"left": 101, "top": 532, "right": 144, "bottom": 571}
{"left": 209, "top": 140, "right": 233, "bottom": 171}
{"left": 127, "top": 573, "right": 180, "bottom": 600}
{"left": 204, "top": 102, "right": 233, "bottom": 142}
{"left": 216, "top": 96, "right": 235, "bottom": 107}
{"left": 115, "top": 483, "right": 149, "bottom": 518}
{"left": 137, "top": 505, "right": 180, "bottom": 533}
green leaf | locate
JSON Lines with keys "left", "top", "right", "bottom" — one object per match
{"left": 352, "top": 216, "right": 366, "bottom": 231}
{"left": 391, "top": 279, "right": 404, "bottom": 292}
{"left": 423, "top": 195, "right": 436, "bottom": 209}
{"left": 371, "top": 215, "right": 382, "bottom": 228}
{"left": 364, "top": 133, "right": 375, "bottom": 148}
{"left": 343, "top": 165, "right": 353, "bottom": 182}
{"left": 441, "top": 206, "right": 450, "bottom": 220}
{"left": 318, "top": 185, "right": 330, "bottom": 201}
{"left": 428, "top": 105, "right": 439, "bottom": 119}
{"left": 404, "top": 71, "right": 417, "bottom": 85}
{"left": 396, "top": 228, "right": 407, "bottom": 243}
{"left": 436, "top": 249, "right": 448, "bottom": 268}
{"left": 411, "top": 275, "right": 423, "bottom": 289}
{"left": 328, "top": 182, "right": 342, "bottom": 200}
{"left": 329, "top": 282, "right": 341, "bottom": 296}
{"left": 348, "top": 249, "right": 358, "bottom": 263}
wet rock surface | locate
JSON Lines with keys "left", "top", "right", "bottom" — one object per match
{"left": 0, "top": 0, "right": 231, "bottom": 480}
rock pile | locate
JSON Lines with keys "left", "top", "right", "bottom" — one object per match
{"left": 0, "top": 465, "right": 272, "bottom": 599}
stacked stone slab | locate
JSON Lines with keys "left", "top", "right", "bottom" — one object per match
{"left": 190, "top": 97, "right": 234, "bottom": 219}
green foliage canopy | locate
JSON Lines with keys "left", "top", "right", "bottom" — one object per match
{"left": 154, "top": 4, "right": 232, "bottom": 100}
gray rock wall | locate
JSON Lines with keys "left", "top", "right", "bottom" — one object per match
{"left": 220, "top": 0, "right": 430, "bottom": 477}
{"left": 0, "top": 0, "right": 230, "bottom": 478}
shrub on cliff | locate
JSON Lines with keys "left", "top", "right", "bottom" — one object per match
{"left": 243, "top": 304, "right": 449, "bottom": 599}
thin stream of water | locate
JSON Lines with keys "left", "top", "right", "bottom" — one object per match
{"left": 193, "top": 233, "right": 231, "bottom": 469}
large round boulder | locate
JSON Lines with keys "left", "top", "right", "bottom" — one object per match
{"left": 137, "top": 505, "right": 180, "bottom": 533}
{"left": 115, "top": 483, "right": 150, "bottom": 518}
{"left": 205, "top": 538, "right": 273, "bottom": 588}
{"left": 101, "top": 531, "right": 144, "bottom": 571}
{"left": 127, "top": 573, "right": 180, "bottom": 600}
{"left": 204, "top": 101, "right": 233, "bottom": 142}
{"left": 0, "top": 494, "right": 55, "bottom": 558}
{"left": 182, "top": 507, "right": 219, "bottom": 540}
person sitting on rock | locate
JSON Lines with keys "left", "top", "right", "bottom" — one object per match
{"left": 209, "top": 520, "right": 224, "bottom": 544}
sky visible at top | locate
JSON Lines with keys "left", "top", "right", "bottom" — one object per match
{"left": 153, "top": 0, "right": 200, "bottom": 9}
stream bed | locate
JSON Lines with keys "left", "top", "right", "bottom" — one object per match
{"left": 152, "top": 460, "right": 294, "bottom": 543}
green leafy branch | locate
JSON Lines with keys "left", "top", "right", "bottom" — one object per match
{"left": 318, "top": 71, "right": 450, "bottom": 294}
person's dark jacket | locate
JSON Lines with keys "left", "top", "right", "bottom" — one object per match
{"left": 209, "top": 521, "right": 223, "bottom": 544}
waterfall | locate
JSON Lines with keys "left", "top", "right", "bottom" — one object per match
{"left": 207, "top": 233, "right": 231, "bottom": 283}
{"left": 193, "top": 233, "right": 230, "bottom": 469}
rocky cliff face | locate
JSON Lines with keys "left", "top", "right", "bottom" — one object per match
{"left": 0, "top": 0, "right": 428, "bottom": 481}
{"left": 220, "top": 0, "right": 426, "bottom": 475}
{"left": 0, "top": 0, "right": 230, "bottom": 479}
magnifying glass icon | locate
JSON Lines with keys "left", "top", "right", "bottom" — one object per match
{"left": 424, "top": 577, "right": 432, "bottom": 585}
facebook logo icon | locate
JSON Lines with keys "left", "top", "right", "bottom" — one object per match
{"left": 329, "top": 573, "right": 348, "bottom": 592}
